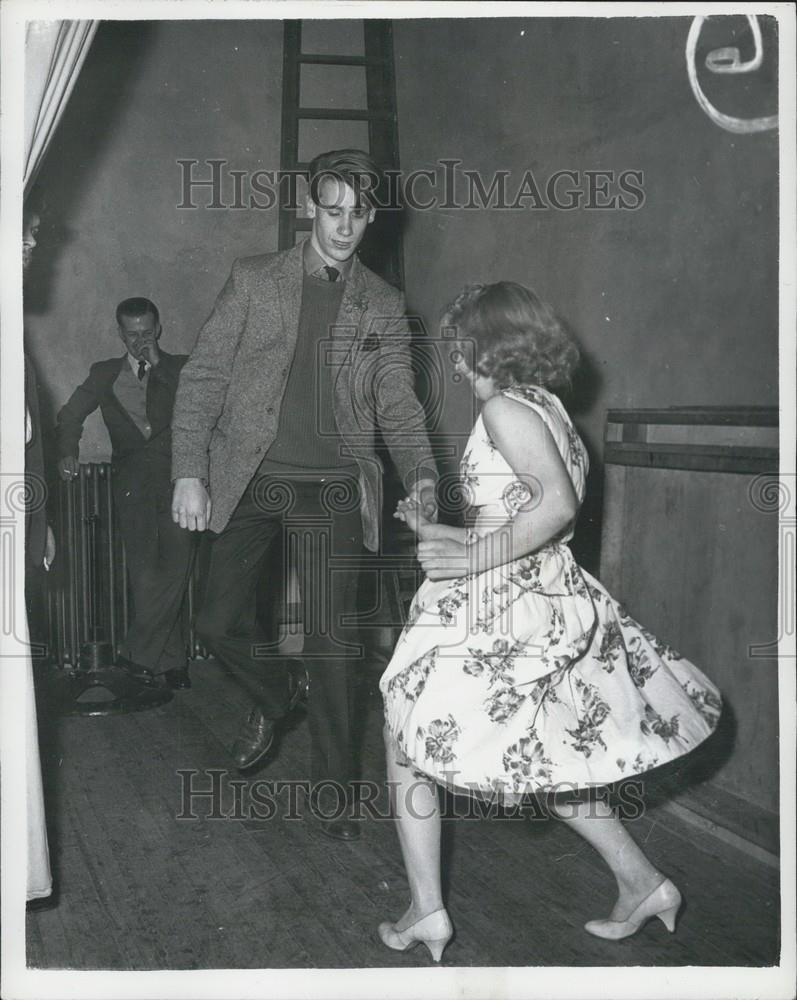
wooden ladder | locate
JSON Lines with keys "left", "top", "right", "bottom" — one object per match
{"left": 279, "top": 19, "right": 403, "bottom": 287}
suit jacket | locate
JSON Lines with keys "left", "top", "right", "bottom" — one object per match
{"left": 56, "top": 349, "right": 187, "bottom": 497}
{"left": 172, "top": 242, "right": 436, "bottom": 550}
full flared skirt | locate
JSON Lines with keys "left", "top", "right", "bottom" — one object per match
{"left": 380, "top": 544, "right": 722, "bottom": 801}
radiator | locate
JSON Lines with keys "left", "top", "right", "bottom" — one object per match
{"left": 44, "top": 463, "right": 205, "bottom": 666}
{"left": 44, "top": 463, "right": 417, "bottom": 669}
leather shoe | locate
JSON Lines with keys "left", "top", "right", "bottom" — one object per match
{"left": 231, "top": 661, "right": 307, "bottom": 773}
{"left": 163, "top": 668, "right": 191, "bottom": 690}
{"left": 286, "top": 658, "right": 309, "bottom": 707}
{"left": 231, "top": 707, "right": 277, "bottom": 772}
{"left": 308, "top": 785, "right": 362, "bottom": 841}
{"left": 27, "top": 887, "right": 59, "bottom": 912}
{"left": 116, "top": 656, "right": 158, "bottom": 686}
{"left": 319, "top": 818, "right": 361, "bottom": 842}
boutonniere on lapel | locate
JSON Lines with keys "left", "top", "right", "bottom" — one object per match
{"left": 342, "top": 279, "right": 375, "bottom": 354}
{"left": 339, "top": 262, "right": 373, "bottom": 358}
{"left": 342, "top": 283, "right": 369, "bottom": 318}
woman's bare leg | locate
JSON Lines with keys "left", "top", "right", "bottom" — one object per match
{"left": 549, "top": 791, "right": 664, "bottom": 919}
{"left": 384, "top": 726, "right": 444, "bottom": 929}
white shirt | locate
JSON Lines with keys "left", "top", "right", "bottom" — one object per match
{"left": 127, "top": 353, "right": 151, "bottom": 377}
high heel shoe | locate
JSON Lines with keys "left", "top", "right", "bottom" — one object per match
{"left": 584, "top": 878, "right": 682, "bottom": 940}
{"left": 378, "top": 908, "right": 454, "bottom": 962}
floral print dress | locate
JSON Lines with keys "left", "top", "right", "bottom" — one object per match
{"left": 380, "top": 386, "right": 722, "bottom": 801}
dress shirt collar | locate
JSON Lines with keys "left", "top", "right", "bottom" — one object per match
{"left": 127, "top": 353, "right": 150, "bottom": 377}
{"left": 303, "top": 238, "right": 353, "bottom": 281}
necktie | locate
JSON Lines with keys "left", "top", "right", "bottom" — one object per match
{"left": 137, "top": 360, "right": 147, "bottom": 381}
{"left": 323, "top": 265, "right": 340, "bottom": 282}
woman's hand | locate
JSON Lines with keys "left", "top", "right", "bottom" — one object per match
{"left": 394, "top": 497, "right": 435, "bottom": 537}
{"left": 417, "top": 537, "right": 471, "bottom": 580}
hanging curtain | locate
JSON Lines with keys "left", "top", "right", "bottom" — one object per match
{"left": 21, "top": 18, "right": 97, "bottom": 902}
{"left": 24, "top": 19, "right": 98, "bottom": 196}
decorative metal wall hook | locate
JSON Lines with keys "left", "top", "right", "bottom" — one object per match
{"left": 686, "top": 15, "right": 778, "bottom": 134}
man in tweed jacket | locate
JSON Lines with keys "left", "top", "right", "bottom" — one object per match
{"left": 171, "top": 149, "right": 437, "bottom": 840}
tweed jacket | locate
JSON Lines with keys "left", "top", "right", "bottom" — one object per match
{"left": 172, "top": 242, "right": 436, "bottom": 549}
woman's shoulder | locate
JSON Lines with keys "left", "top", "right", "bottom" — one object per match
{"left": 483, "top": 384, "right": 560, "bottom": 422}
{"left": 502, "top": 384, "right": 574, "bottom": 427}
{"left": 501, "top": 383, "right": 561, "bottom": 410}
{"left": 480, "top": 391, "right": 548, "bottom": 438}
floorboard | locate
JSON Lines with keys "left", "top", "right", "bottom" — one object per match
{"left": 26, "top": 659, "right": 780, "bottom": 970}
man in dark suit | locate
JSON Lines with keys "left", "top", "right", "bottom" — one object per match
{"left": 171, "top": 149, "right": 437, "bottom": 840}
{"left": 56, "top": 298, "right": 194, "bottom": 690}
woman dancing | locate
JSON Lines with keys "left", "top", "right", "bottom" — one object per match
{"left": 378, "top": 282, "right": 722, "bottom": 961}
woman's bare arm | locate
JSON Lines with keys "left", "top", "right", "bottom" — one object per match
{"left": 470, "top": 394, "right": 578, "bottom": 572}
{"left": 415, "top": 395, "right": 579, "bottom": 580}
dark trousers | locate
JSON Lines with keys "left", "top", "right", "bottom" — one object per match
{"left": 196, "top": 473, "right": 364, "bottom": 790}
{"left": 115, "top": 482, "right": 195, "bottom": 673}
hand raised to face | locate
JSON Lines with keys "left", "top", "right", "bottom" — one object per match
{"left": 118, "top": 310, "right": 161, "bottom": 365}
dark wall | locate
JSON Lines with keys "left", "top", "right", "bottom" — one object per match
{"left": 392, "top": 16, "right": 779, "bottom": 471}
{"left": 26, "top": 16, "right": 779, "bottom": 480}
{"left": 26, "top": 19, "right": 284, "bottom": 460}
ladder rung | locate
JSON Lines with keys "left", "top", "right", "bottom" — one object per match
{"left": 288, "top": 107, "right": 392, "bottom": 122}
{"left": 280, "top": 19, "right": 403, "bottom": 287}
{"left": 282, "top": 161, "right": 392, "bottom": 172}
{"left": 298, "top": 54, "right": 376, "bottom": 66}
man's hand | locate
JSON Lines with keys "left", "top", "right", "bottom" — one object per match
{"left": 58, "top": 456, "right": 79, "bottom": 481}
{"left": 141, "top": 340, "right": 160, "bottom": 368}
{"left": 417, "top": 537, "right": 471, "bottom": 580}
{"left": 43, "top": 524, "right": 56, "bottom": 570}
{"left": 407, "top": 478, "right": 437, "bottom": 522}
{"left": 172, "top": 477, "right": 211, "bottom": 531}
{"left": 394, "top": 497, "right": 435, "bottom": 537}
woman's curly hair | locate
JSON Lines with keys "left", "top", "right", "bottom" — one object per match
{"left": 442, "top": 281, "right": 579, "bottom": 390}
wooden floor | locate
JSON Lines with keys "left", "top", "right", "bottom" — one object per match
{"left": 27, "top": 659, "right": 780, "bottom": 970}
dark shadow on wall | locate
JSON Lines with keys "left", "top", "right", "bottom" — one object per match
{"left": 634, "top": 700, "right": 738, "bottom": 813}
{"left": 563, "top": 327, "right": 604, "bottom": 576}
{"left": 25, "top": 21, "right": 156, "bottom": 317}
{"left": 24, "top": 22, "right": 157, "bottom": 535}
{"left": 358, "top": 202, "right": 405, "bottom": 290}
{"left": 376, "top": 298, "right": 610, "bottom": 574}
{"left": 570, "top": 467, "right": 604, "bottom": 578}
{"left": 565, "top": 320, "right": 603, "bottom": 421}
